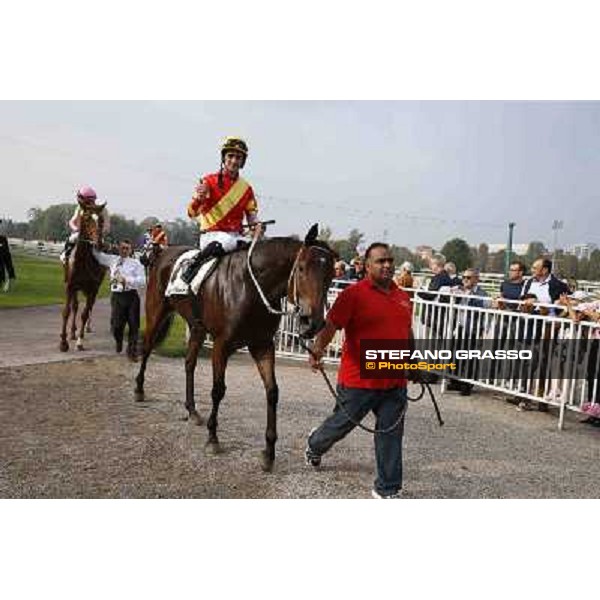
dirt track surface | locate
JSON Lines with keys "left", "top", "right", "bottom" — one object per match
{"left": 1, "top": 302, "right": 599, "bottom": 498}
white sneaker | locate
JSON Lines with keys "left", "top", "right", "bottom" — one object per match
{"left": 371, "top": 489, "right": 401, "bottom": 499}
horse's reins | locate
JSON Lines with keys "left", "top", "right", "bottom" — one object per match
{"left": 299, "top": 337, "right": 444, "bottom": 433}
{"left": 246, "top": 228, "right": 333, "bottom": 317}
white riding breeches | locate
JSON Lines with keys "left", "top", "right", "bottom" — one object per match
{"left": 68, "top": 232, "right": 80, "bottom": 243}
{"left": 200, "top": 231, "right": 245, "bottom": 252}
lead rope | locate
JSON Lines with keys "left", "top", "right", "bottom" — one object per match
{"left": 299, "top": 338, "right": 444, "bottom": 433}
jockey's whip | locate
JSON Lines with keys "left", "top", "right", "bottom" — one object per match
{"left": 299, "top": 338, "right": 444, "bottom": 433}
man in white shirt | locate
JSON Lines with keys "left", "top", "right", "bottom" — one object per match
{"left": 94, "top": 239, "right": 146, "bottom": 361}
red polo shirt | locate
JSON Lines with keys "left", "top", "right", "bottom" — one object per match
{"left": 327, "top": 278, "right": 412, "bottom": 389}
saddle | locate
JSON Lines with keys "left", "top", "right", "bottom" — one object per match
{"left": 165, "top": 250, "right": 218, "bottom": 296}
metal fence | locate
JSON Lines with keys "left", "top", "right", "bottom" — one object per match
{"left": 272, "top": 285, "right": 600, "bottom": 430}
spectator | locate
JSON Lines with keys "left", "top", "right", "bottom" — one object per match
{"left": 394, "top": 261, "right": 414, "bottom": 289}
{"left": 444, "top": 261, "right": 461, "bottom": 287}
{"left": 151, "top": 223, "right": 168, "bottom": 247}
{"left": 450, "top": 268, "right": 490, "bottom": 395}
{"left": 347, "top": 256, "right": 365, "bottom": 281}
{"left": 304, "top": 242, "right": 412, "bottom": 499}
{"left": 497, "top": 260, "right": 526, "bottom": 311}
{"left": 562, "top": 295, "right": 600, "bottom": 426}
{"left": 333, "top": 260, "right": 348, "bottom": 280}
{"left": 521, "top": 257, "right": 569, "bottom": 313}
{"left": 93, "top": 239, "right": 146, "bottom": 362}
{"left": 418, "top": 255, "right": 453, "bottom": 337}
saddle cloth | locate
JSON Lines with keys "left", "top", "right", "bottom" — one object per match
{"left": 165, "top": 250, "right": 218, "bottom": 297}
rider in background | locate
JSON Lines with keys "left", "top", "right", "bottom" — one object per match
{"left": 182, "top": 137, "right": 261, "bottom": 284}
{"left": 151, "top": 223, "right": 168, "bottom": 247}
{"left": 60, "top": 186, "right": 110, "bottom": 263}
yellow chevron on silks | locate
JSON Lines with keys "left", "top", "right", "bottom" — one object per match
{"left": 197, "top": 177, "right": 250, "bottom": 230}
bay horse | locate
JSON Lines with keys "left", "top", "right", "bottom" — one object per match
{"left": 135, "top": 223, "right": 336, "bottom": 471}
{"left": 59, "top": 200, "right": 107, "bottom": 352}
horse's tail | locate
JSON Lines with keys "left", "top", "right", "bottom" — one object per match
{"left": 154, "top": 312, "right": 175, "bottom": 347}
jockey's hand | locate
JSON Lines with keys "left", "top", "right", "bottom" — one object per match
{"left": 195, "top": 180, "right": 209, "bottom": 200}
{"left": 250, "top": 222, "right": 264, "bottom": 239}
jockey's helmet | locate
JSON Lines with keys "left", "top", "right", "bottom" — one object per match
{"left": 221, "top": 137, "right": 248, "bottom": 167}
{"left": 77, "top": 185, "right": 97, "bottom": 202}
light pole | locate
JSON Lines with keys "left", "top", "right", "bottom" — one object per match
{"left": 552, "top": 219, "right": 563, "bottom": 272}
{"left": 504, "top": 222, "right": 516, "bottom": 277}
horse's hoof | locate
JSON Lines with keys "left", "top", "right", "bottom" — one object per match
{"left": 59, "top": 341, "right": 69, "bottom": 352}
{"left": 77, "top": 344, "right": 85, "bottom": 351}
{"left": 185, "top": 411, "right": 203, "bottom": 425}
{"left": 134, "top": 390, "right": 145, "bottom": 402}
{"left": 205, "top": 441, "right": 222, "bottom": 455}
{"left": 260, "top": 450, "right": 274, "bottom": 473}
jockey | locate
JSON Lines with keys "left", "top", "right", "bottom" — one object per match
{"left": 60, "top": 186, "right": 110, "bottom": 263}
{"left": 151, "top": 223, "right": 168, "bottom": 246}
{"left": 181, "top": 136, "right": 260, "bottom": 284}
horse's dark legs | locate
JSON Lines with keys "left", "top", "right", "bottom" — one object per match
{"left": 184, "top": 322, "right": 205, "bottom": 425}
{"left": 60, "top": 289, "right": 73, "bottom": 352}
{"left": 206, "top": 339, "right": 231, "bottom": 452}
{"left": 70, "top": 293, "right": 79, "bottom": 341}
{"left": 134, "top": 306, "right": 172, "bottom": 401}
{"left": 249, "top": 342, "right": 279, "bottom": 472}
{"left": 76, "top": 292, "right": 96, "bottom": 350}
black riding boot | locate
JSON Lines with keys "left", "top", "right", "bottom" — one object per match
{"left": 180, "top": 241, "right": 224, "bottom": 284}
{"left": 62, "top": 240, "right": 76, "bottom": 260}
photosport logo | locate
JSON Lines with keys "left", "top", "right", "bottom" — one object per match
{"left": 359, "top": 339, "right": 533, "bottom": 379}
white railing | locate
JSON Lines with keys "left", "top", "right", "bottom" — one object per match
{"left": 272, "top": 286, "right": 600, "bottom": 430}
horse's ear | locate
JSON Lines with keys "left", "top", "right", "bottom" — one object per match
{"left": 304, "top": 223, "right": 319, "bottom": 245}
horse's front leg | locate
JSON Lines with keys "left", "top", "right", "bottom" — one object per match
{"left": 60, "top": 291, "right": 73, "bottom": 352}
{"left": 70, "top": 293, "right": 79, "bottom": 341}
{"left": 206, "top": 338, "right": 231, "bottom": 454}
{"left": 76, "top": 292, "right": 96, "bottom": 351}
{"left": 184, "top": 322, "right": 205, "bottom": 425}
{"left": 249, "top": 342, "right": 278, "bottom": 472}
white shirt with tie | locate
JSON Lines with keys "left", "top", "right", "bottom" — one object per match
{"left": 93, "top": 251, "right": 146, "bottom": 293}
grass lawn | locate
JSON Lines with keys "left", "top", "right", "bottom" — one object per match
{"left": 153, "top": 314, "right": 190, "bottom": 358}
{"left": 0, "top": 252, "right": 110, "bottom": 309}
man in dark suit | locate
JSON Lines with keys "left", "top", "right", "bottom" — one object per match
{"left": 0, "top": 234, "right": 16, "bottom": 292}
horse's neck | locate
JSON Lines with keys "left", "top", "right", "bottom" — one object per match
{"left": 250, "top": 240, "right": 301, "bottom": 299}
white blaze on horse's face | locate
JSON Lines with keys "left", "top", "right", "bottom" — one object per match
{"left": 290, "top": 244, "right": 335, "bottom": 338}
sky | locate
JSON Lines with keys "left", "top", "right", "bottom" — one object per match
{"left": 1, "top": 100, "right": 599, "bottom": 251}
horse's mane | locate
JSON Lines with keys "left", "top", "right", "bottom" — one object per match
{"left": 255, "top": 236, "right": 335, "bottom": 255}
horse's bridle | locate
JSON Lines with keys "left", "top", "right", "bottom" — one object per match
{"left": 246, "top": 236, "right": 334, "bottom": 316}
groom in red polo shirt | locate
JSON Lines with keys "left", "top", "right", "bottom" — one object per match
{"left": 305, "top": 242, "right": 413, "bottom": 499}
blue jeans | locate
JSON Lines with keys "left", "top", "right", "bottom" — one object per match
{"left": 308, "top": 385, "right": 407, "bottom": 496}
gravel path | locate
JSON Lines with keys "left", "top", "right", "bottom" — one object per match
{"left": 1, "top": 301, "right": 599, "bottom": 498}
{"left": 1, "top": 343, "right": 598, "bottom": 498}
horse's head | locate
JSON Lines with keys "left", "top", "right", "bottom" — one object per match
{"left": 78, "top": 201, "right": 107, "bottom": 248}
{"left": 289, "top": 223, "right": 336, "bottom": 339}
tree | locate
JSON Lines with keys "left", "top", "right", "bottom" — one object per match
{"left": 108, "top": 214, "right": 143, "bottom": 245}
{"left": 559, "top": 253, "right": 578, "bottom": 279}
{"left": 488, "top": 250, "right": 506, "bottom": 273}
{"left": 347, "top": 229, "right": 365, "bottom": 254}
{"left": 526, "top": 241, "right": 547, "bottom": 264}
{"left": 440, "top": 238, "right": 473, "bottom": 273}
{"left": 588, "top": 249, "right": 600, "bottom": 281}
{"left": 166, "top": 218, "right": 197, "bottom": 245}
{"left": 476, "top": 243, "right": 489, "bottom": 271}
